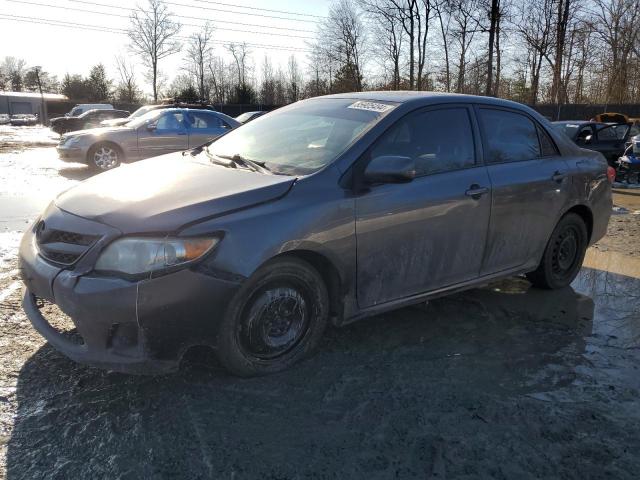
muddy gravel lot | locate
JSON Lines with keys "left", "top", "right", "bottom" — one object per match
{"left": 1, "top": 127, "right": 639, "bottom": 479}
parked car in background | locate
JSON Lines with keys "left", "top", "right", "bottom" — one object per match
{"left": 50, "top": 109, "right": 130, "bottom": 135}
{"left": 100, "top": 103, "right": 218, "bottom": 128}
{"left": 0, "top": 113, "right": 10, "bottom": 125}
{"left": 552, "top": 120, "right": 631, "bottom": 166}
{"left": 23, "top": 92, "right": 612, "bottom": 376}
{"left": 235, "top": 111, "right": 267, "bottom": 124}
{"left": 65, "top": 104, "right": 113, "bottom": 117}
{"left": 57, "top": 108, "right": 239, "bottom": 170}
{"left": 10, "top": 114, "right": 38, "bottom": 126}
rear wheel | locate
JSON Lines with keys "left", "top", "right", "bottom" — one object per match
{"left": 526, "top": 213, "right": 588, "bottom": 289}
{"left": 216, "top": 258, "right": 329, "bottom": 377}
{"left": 88, "top": 143, "right": 121, "bottom": 171}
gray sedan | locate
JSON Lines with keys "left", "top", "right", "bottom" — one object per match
{"left": 56, "top": 108, "right": 240, "bottom": 170}
{"left": 21, "top": 92, "right": 612, "bottom": 376}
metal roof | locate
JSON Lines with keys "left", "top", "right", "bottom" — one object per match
{"left": 0, "top": 91, "right": 68, "bottom": 101}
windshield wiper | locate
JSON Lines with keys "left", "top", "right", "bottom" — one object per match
{"left": 216, "top": 153, "right": 273, "bottom": 174}
{"left": 202, "top": 148, "right": 238, "bottom": 168}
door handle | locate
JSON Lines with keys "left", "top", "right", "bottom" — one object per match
{"left": 551, "top": 171, "right": 566, "bottom": 183}
{"left": 177, "top": 132, "right": 187, "bottom": 136}
{"left": 465, "top": 185, "right": 489, "bottom": 198}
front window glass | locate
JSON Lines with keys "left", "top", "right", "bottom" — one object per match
{"left": 371, "top": 107, "right": 475, "bottom": 176}
{"left": 208, "top": 98, "right": 396, "bottom": 175}
{"left": 156, "top": 112, "right": 185, "bottom": 131}
{"left": 480, "top": 109, "right": 540, "bottom": 163}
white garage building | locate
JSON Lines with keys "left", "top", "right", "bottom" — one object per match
{"left": 0, "top": 91, "right": 68, "bottom": 123}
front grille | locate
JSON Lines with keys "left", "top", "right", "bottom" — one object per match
{"left": 35, "top": 222, "right": 100, "bottom": 266}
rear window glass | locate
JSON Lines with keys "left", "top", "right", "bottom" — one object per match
{"left": 538, "top": 126, "right": 559, "bottom": 156}
{"left": 480, "top": 109, "right": 540, "bottom": 163}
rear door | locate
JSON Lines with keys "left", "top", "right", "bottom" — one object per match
{"left": 477, "top": 107, "right": 571, "bottom": 275}
{"left": 137, "top": 111, "right": 189, "bottom": 159}
{"left": 355, "top": 105, "right": 492, "bottom": 307}
{"left": 186, "top": 111, "right": 231, "bottom": 147}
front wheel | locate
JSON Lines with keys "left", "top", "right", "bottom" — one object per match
{"left": 526, "top": 213, "right": 588, "bottom": 289}
{"left": 216, "top": 258, "right": 329, "bottom": 377}
{"left": 88, "top": 143, "right": 121, "bottom": 171}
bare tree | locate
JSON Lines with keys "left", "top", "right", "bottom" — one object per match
{"left": 512, "top": 0, "right": 554, "bottom": 104}
{"left": 128, "top": 0, "right": 181, "bottom": 101}
{"left": 549, "top": 0, "right": 572, "bottom": 104}
{"left": 450, "top": 0, "right": 482, "bottom": 93}
{"left": 114, "top": 55, "right": 140, "bottom": 103}
{"left": 590, "top": 0, "right": 640, "bottom": 104}
{"left": 485, "top": 0, "right": 500, "bottom": 95}
{"left": 359, "top": 0, "right": 405, "bottom": 89}
{"left": 226, "top": 42, "right": 250, "bottom": 88}
{"left": 1, "top": 56, "right": 27, "bottom": 91}
{"left": 186, "top": 23, "right": 214, "bottom": 101}
{"left": 434, "top": 0, "right": 452, "bottom": 91}
{"left": 319, "top": 0, "right": 366, "bottom": 92}
{"left": 287, "top": 55, "right": 302, "bottom": 103}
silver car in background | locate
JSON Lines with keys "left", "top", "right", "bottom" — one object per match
{"left": 56, "top": 108, "right": 240, "bottom": 170}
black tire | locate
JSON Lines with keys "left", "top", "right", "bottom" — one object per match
{"left": 88, "top": 142, "right": 122, "bottom": 171}
{"left": 526, "top": 213, "right": 588, "bottom": 289}
{"left": 216, "top": 257, "right": 329, "bottom": 377}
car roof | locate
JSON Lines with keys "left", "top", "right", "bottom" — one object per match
{"left": 318, "top": 90, "right": 533, "bottom": 109}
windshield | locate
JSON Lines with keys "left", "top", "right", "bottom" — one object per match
{"left": 236, "top": 112, "right": 259, "bottom": 122}
{"left": 69, "top": 107, "right": 82, "bottom": 116}
{"left": 553, "top": 123, "right": 582, "bottom": 138}
{"left": 129, "top": 105, "right": 156, "bottom": 120}
{"left": 208, "top": 99, "right": 396, "bottom": 175}
{"left": 126, "top": 109, "right": 166, "bottom": 128}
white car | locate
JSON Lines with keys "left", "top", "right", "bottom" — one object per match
{"left": 66, "top": 104, "right": 114, "bottom": 117}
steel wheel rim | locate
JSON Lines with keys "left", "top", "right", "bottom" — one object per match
{"left": 239, "top": 284, "right": 311, "bottom": 360}
{"left": 551, "top": 225, "right": 580, "bottom": 278}
{"left": 94, "top": 146, "right": 118, "bottom": 170}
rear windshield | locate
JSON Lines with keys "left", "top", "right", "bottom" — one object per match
{"left": 209, "top": 98, "right": 397, "bottom": 175}
{"left": 553, "top": 123, "right": 582, "bottom": 138}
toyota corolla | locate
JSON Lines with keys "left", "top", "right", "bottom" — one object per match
{"left": 19, "top": 92, "right": 612, "bottom": 376}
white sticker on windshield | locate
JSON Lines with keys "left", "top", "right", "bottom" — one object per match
{"left": 347, "top": 101, "right": 394, "bottom": 113}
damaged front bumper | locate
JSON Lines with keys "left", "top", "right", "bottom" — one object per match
{"left": 19, "top": 205, "right": 242, "bottom": 374}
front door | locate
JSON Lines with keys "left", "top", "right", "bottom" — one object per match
{"left": 591, "top": 123, "right": 630, "bottom": 165}
{"left": 355, "top": 106, "right": 492, "bottom": 308}
{"left": 137, "top": 111, "right": 189, "bottom": 159}
{"left": 476, "top": 107, "right": 571, "bottom": 275}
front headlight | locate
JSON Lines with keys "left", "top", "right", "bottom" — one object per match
{"left": 95, "top": 237, "right": 219, "bottom": 276}
{"left": 62, "top": 135, "right": 81, "bottom": 146}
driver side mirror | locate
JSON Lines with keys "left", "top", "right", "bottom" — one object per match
{"left": 364, "top": 155, "right": 416, "bottom": 184}
{"left": 146, "top": 121, "right": 157, "bottom": 131}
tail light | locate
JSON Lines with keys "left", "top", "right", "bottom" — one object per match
{"left": 607, "top": 166, "right": 616, "bottom": 184}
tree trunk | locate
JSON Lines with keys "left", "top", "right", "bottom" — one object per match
{"left": 485, "top": 0, "right": 499, "bottom": 96}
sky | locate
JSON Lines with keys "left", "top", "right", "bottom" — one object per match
{"left": 0, "top": 0, "right": 331, "bottom": 95}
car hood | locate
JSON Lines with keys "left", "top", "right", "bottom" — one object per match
{"left": 54, "top": 153, "right": 296, "bottom": 233}
{"left": 101, "top": 118, "right": 130, "bottom": 127}
{"left": 66, "top": 126, "right": 133, "bottom": 137}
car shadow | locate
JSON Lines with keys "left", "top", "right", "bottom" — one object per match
{"left": 5, "top": 268, "right": 640, "bottom": 478}
{"left": 57, "top": 166, "right": 97, "bottom": 181}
